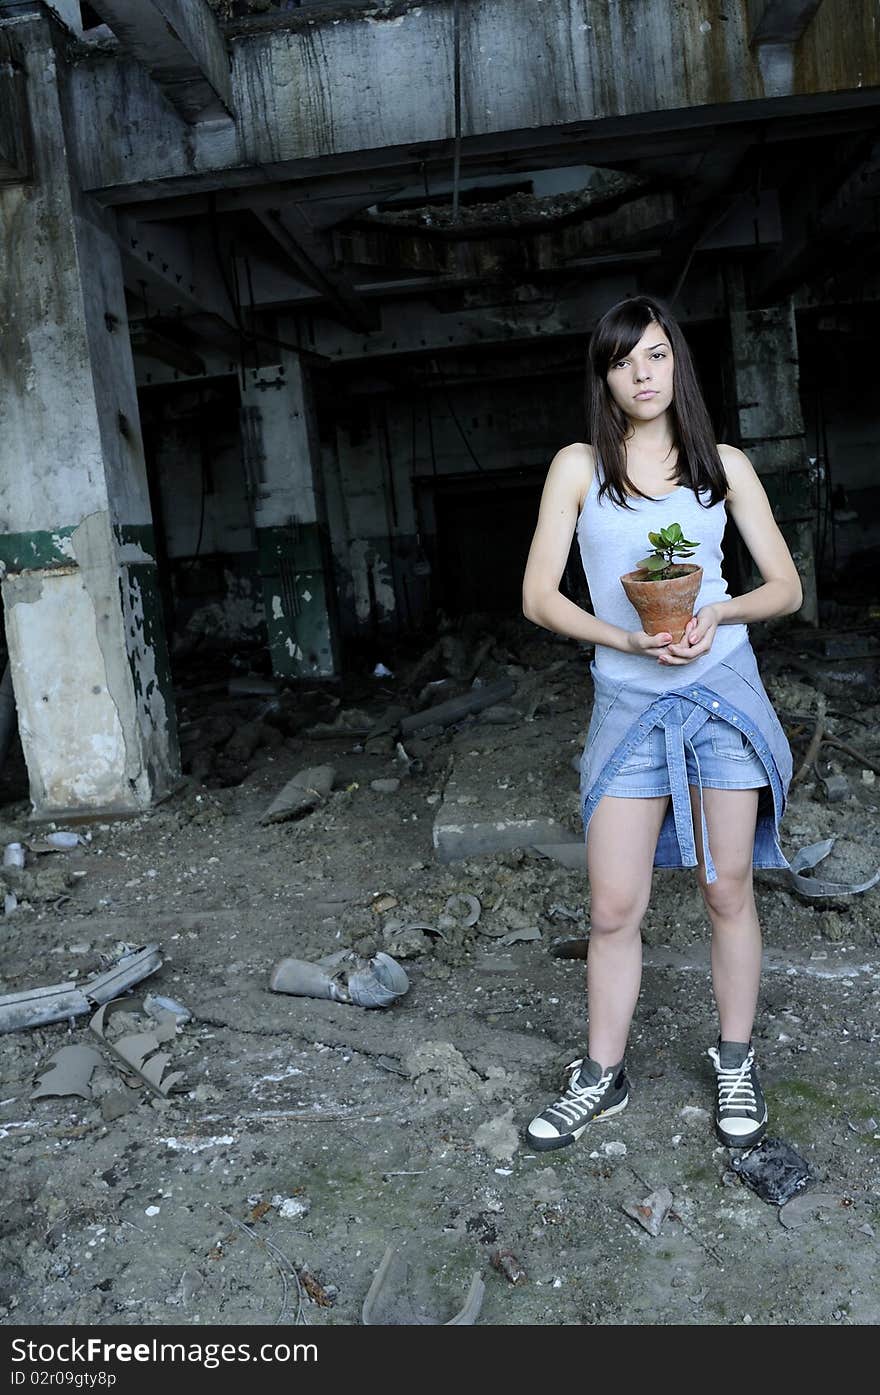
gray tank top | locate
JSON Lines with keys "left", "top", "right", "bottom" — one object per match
{"left": 576, "top": 456, "right": 748, "bottom": 692}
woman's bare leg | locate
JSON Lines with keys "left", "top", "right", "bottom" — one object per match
{"left": 689, "top": 785, "right": 762, "bottom": 1041}
{"left": 585, "top": 794, "right": 670, "bottom": 1065}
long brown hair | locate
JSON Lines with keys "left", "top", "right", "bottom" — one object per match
{"left": 586, "top": 295, "right": 727, "bottom": 509}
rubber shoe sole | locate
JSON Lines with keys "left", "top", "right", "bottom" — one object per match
{"left": 715, "top": 1111, "right": 768, "bottom": 1150}
{"left": 526, "top": 1092, "right": 629, "bottom": 1152}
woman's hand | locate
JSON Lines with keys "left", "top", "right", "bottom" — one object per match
{"left": 626, "top": 627, "right": 673, "bottom": 659}
{"left": 657, "top": 604, "right": 720, "bottom": 666}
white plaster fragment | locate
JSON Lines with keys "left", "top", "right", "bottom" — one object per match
{"left": 301, "top": 589, "right": 312, "bottom": 602}
{"left": 349, "top": 539, "right": 397, "bottom": 622}
{"left": 51, "top": 533, "right": 76, "bottom": 560}
{"left": 186, "top": 571, "right": 262, "bottom": 639}
{"left": 271, "top": 595, "right": 284, "bottom": 620}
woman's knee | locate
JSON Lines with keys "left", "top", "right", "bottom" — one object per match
{"left": 590, "top": 888, "right": 649, "bottom": 936}
{"left": 699, "top": 868, "right": 753, "bottom": 919}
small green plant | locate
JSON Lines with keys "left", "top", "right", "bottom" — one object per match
{"left": 636, "top": 522, "right": 698, "bottom": 580}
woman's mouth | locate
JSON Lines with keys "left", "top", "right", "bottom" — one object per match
{"left": 634, "top": 390, "right": 657, "bottom": 400}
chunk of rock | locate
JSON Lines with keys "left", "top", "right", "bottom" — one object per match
{"left": 473, "top": 1107, "right": 520, "bottom": 1161}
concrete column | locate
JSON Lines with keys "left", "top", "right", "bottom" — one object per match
{"left": 240, "top": 354, "right": 341, "bottom": 678}
{"left": 333, "top": 406, "right": 398, "bottom": 637}
{"left": 723, "top": 265, "right": 818, "bottom": 623}
{"left": 0, "top": 7, "right": 179, "bottom": 816}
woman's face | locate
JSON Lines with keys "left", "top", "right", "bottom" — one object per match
{"left": 605, "top": 321, "right": 674, "bottom": 423}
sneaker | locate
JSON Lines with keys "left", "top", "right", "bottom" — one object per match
{"left": 707, "top": 1039, "right": 767, "bottom": 1148}
{"left": 527, "top": 1057, "right": 629, "bottom": 1151}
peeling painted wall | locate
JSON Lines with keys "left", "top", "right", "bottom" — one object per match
{"left": 0, "top": 12, "right": 179, "bottom": 814}
{"left": 4, "top": 564, "right": 135, "bottom": 811}
{"left": 0, "top": 511, "right": 178, "bottom": 813}
{"left": 182, "top": 566, "right": 265, "bottom": 638}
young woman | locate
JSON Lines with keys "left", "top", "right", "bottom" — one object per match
{"left": 521, "top": 294, "right": 802, "bottom": 1152}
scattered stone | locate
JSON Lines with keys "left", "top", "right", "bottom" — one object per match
{"left": 405, "top": 1041, "right": 485, "bottom": 1100}
{"left": 621, "top": 1186, "right": 673, "bottom": 1237}
{"left": 473, "top": 1107, "right": 520, "bottom": 1161}
{"left": 260, "top": 765, "right": 335, "bottom": 824}
{"left": 370, "top": 778, "right": 401, "bottom": 794}
{"left": 100, "top": 1089, "right": 138, "bottom": 1122}
{"left": 275, "top": 1195, "right": 311, "bottom": 1220}
{"left": 490, "top": 1250, "right": 527, "bottom": 1285}
{"left": 679, "top": 1105, "right": 710, "bottom": 1124}
{"left": 819, "top": 772, "right": 850, "bottom": 803}
{"left": 144, "top": 993, "right": 192, "bottom": 1026}
{"left": 602, "top": 1140, "right": 627, "bottom": 1157}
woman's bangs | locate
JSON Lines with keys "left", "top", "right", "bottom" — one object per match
{"left": 594, "top": 303, "right": 656, "bottom": 373}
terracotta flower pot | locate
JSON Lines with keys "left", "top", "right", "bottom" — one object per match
{"left": 619, "top": 565, "right": 703, "bottom": 645}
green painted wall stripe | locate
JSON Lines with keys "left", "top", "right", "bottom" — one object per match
{"left": 0, "top": 528, "right": 78, "bottom": 572}
{"left": 0, "top": 524, "right": 157, "bottom": 573}
{"left": 114, "top": 523, "right": 157, "bottom": 557}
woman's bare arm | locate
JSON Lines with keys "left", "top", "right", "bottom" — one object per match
{"left": 660, "top": 444, "right": 803, "bottom": 664}
{"left": 522, "top": 445, "right": 672, "bottom": 657}
{"left": 715, "top": 445, "right": 803, "bottom": 621}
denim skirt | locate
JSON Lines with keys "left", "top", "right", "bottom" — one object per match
{"left": 602, "top": 712, "right": 769, "bottom": 799}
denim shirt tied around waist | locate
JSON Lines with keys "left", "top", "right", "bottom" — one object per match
{"left": 579, "top": 639, "right": 792, "bottom": 884}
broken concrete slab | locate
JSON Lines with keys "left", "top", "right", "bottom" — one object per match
{"left": 432, "top": 729, "right": 582, "bottom": 861}
{"left": 259, "top": 765, "right": 335, "bottom": 824}
{"left": 434, "top": 815, "right": 581, "bottom": 863}
{"left": 530, "top": 841, "right": 587, "bottom": 871}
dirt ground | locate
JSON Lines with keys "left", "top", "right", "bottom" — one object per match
{"left": 1, "top": 620, "right": 878, "bottom": 1327}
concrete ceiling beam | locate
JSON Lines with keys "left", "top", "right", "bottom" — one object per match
{"left": 67, "top": 0, "right": 880, "bottom": 202}
{"left": 86, "top": 0, "right": 233, "bottom": 121}
{"left": 747, "top": 0, "right": 826, "bottom": 44}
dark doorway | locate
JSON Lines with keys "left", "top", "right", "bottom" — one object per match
{"left": 433, "top": 470, "right": 545, "bottom": 614}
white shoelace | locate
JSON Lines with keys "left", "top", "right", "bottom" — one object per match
{"left": 546, "top": 1067, "right": 612, "bottom": 1126}
{"left": 711, "top": 1049, "right": 758, "bottom": 1115}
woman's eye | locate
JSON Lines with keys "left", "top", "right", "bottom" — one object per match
{"left": 651, "top": 352, "right": 666, "bottom": 359}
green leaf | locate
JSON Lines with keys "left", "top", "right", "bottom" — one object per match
{"left": 667, "top": 522, "right": 683, "bottom": 540}
{"left": 659, "top": 527, "right": 673, "bottom": 543}
{"left": 637, "top": 555, "right": 666, "bottom": 571}
{"left": 679, "top": 538, "right": 698, "bottom": 548}
{"left": 647, "top": 531, "right": 663, "bottom": 548}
